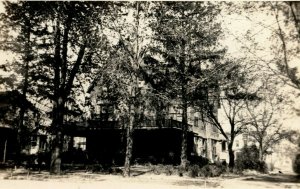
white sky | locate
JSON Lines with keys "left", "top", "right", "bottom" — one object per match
{"left": 0, "top": 2, "right": 299, "bottom": 131}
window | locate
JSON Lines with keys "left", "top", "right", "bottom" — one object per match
{"left": 100, "top": 104, "right": 114, "bottom": 121}
{"left": 39, "top": 136, "right": 47, "bottom": 151}
{"left": 73, "top": 137, "right": 86, "bottom": 151}
{"left": 31, "top": 136, "right": 37, "bottom": 147}
{"left": 222, "top": 141, "right": 226, "bottom": 152}
{"left": 213, "top": 146, "right": 216, "bottom": 157}
{"left": 212, "top": 125, "right": 218, "bottom": 133}
{"left": 236, "top": 141, "right": 239, "bottom": 147}
{"left": 202, "top": 139, "right": 207, "bottom": 156}
{"left": 194, "top": 117, "right": 198, "bottom": 127}
{"left": 201, "top": 123, "right": 206, "bottom": 130}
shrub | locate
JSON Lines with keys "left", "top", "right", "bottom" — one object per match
{"left": 152, "top": 164, "right": 164, "bottom": 175}
{"left": 164, "top": 165, "right": 175, "bottom": 175}
{"left": 150, "top": 164, "right": 176, "bottom": 176}
{"left": 196, "top": 164, "right": 226, "bottom": 177}
{"left": 178, "top": 166, "right": 185, "bottom": 177}
{"left": 293, "top": 154, "right": 300, "bottom": 174}
{"left": 86, "top": 164, "right": 104, "bottom": 172}
{"left": 235, "top": 145, "right": 268, "bottom": 173}
{"left": 199, "top": 164, "right": 212, "bottom": 177}
{"left": 189, "top": 155, "right": 209, "bottom": 168}
{"left": 257, "top": 161, "right": 268, "bottom": 173}
{"left": 108, "top": 167, "right": 123, "bottom": 175}
{"left": 188, "top": 164, "right": 200, "bottom": 178}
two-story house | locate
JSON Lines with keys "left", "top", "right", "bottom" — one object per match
{"left": 62, "top": 81, "right": 226, "bottom": 165}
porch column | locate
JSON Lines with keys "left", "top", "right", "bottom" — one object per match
{"left": 2, "top": 139, "right": 7, "bottom": 163}
{"left": 206, "top": 138, "right": 213, "bottom": 162}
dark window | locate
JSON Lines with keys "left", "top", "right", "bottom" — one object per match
{"left": 222, "top": 141, "right": 226, "bottom": 151}
{"left": 100, "top": 104, "right": 114, "bottom": 121}
{"left": 212, "top": 125, "right": 218, "bottom": 132}
{"left": 31, "top": 136, "right": 37, "bottom": 147}
{"left": 194, "top": 117, "right": 198, "bottom": 127}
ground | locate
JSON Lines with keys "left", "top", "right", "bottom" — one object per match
{"left": 0, "top": 166, "right": 299, "bottom": 189}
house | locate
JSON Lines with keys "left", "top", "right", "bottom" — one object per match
{"left": 0, "top": 90, "right": 40, "bottom": 163}
{"left": 0, "top": 127, "right": 16, "bottom": 164}
{"left": 61, "top": 82, "right": 226, "bottom": 165}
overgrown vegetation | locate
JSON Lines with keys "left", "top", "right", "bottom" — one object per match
{"left": 0, "top": 1, "right": 299, "bottom": 177}
{"left": 293, "top": 154, "right": 300, "bottom": 175}
{"left": 235, "top": 145, "right": 268, "bottom": 173}
{"left": 148, "top": 156, "right": 228, "bottom": 178}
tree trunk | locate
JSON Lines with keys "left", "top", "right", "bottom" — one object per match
{"left": 123, "top": 104, "right": 135, "bottom": 177}
{"left": 180, "top": 100, "right": 188, "bottom": 169}
{"left": 50, "top": 97, "right": 65, "bottom": 174}
{"left": 50, "top": 16, "right": 63, "bottom": 174}
{"left": 50, "top": 101, "right": 64, "bottom": 174}
{"left": 50, "top": 131, "right": 63, "bottom": 174}
{"left": 2, "top": 139, "right": 7, "bottom": 164}
{"left": 259, "top": 143, "right": 263, "bottom": 162}
{"left": 179, "top": 37, "right": 188, "bottom": 169}
{"left": 16, "top": 18, "right": 31, "bottom": 164}
{"left": 228, "top": 142, "right": 235, "bottom": 170}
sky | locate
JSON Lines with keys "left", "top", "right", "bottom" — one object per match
{"left": 218, "top": 3, "right": 300, "bottom": 131}
{"left": 0, "top": 2, "right": 299, "bottom": 131}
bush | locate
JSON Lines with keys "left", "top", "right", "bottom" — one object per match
{"left": 189, "top": 155, "right": 209, "bottom": 168}
{"left": 85, "top": 164, "right": 104, "bottom": 172}
{"left": 188, "top": 165, "right": 200, "bottom": 178}
{"left": 151, "top": 164, "right": 176, "bottom": 175}
{"left": 205, "top": 164, "right": 226, "bottom": 177}
{"left": 187, "top": 164, "right": 227, "bottom": 178}
{"left": 164, "top": 165, "right": 175, "bottom": 175}
{"left": 293, "top": 154, "right": 300, "bottom": 174}
{"left": 256, "top": 161, "right": 268, "bottom": 173}
{"left": 178, "top": 166, "right": 185, "bottom": 177}
{"left": 235, "top": 145, "right": 268, "bottom": 173}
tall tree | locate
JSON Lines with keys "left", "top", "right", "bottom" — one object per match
{"left": 101, "top": 1, "right": 153, "bottom": 177}
{"left": 270, "top": 2, "right": 300, "bottom": 91}
{"left": 45, "top": 2, "right": 107, "bottom": 174}
{"left": 244, "top": 78, "right": 296, "bottom": 161}
{"left": 0, "top": 1, "right": 39, "bottom": 159}
{"left": 198, "top": 60, "right": 260, "bottom": 168}
{"left": 150, "top": 2, "right": 224, "bottom": 169}
{"left": 1, "top": 1, "right": 108, "bottom": 174}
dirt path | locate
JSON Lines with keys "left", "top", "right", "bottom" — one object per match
{"left": 0, "top": 169, "right": 299, "bottom": 189}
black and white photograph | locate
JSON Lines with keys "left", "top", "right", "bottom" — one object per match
{"left": 0, "top": 1, "right": 299, "bottom": 188}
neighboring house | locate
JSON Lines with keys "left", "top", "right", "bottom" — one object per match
{"left": 226, "top": 132, "right": 294, "bottom": 172}
{"left": 62, "top": 83, "right": 226, "bottom": 165}
{"left": 264, "top": 140, "right": 296, "bottom": 173}
{"left": 232, "top": 132, "right": 296, "bottom": 172}
{"left": 0, "top": 90, "right": 41, "bottom": 163}
{"left": 219, "top": 133, "right": 258, "bottom": 163}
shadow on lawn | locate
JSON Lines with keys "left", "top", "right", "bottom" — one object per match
{"left": 173, "top": 180, "right": 220, "bottom": 188}
{"left": 2, "top": 169, "right": 107, "bottom": 182}
{"left": 243, "top": 174, "right": 300, "bottom": 184}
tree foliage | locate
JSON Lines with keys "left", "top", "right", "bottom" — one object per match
{"left": 149, "top": 1, "right": 225, "bottom": 169}
{"left": 244, "top": 78, "right": 296, "bottom": 161}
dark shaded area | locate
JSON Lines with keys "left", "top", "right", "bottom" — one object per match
{"left": 0, "top": 90, "right": 37, "bottom": 112}
{"left": 133, "top": 129, "right": 184, "bottom": 164}
{"left": 62, "top": 120, "right": 197, "bottom": 166}
{"left": 243, "top": 174, "right": 300, "bottom": 184}
{"left": 0, "top": 127, "right": 17, "bottom": 164}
